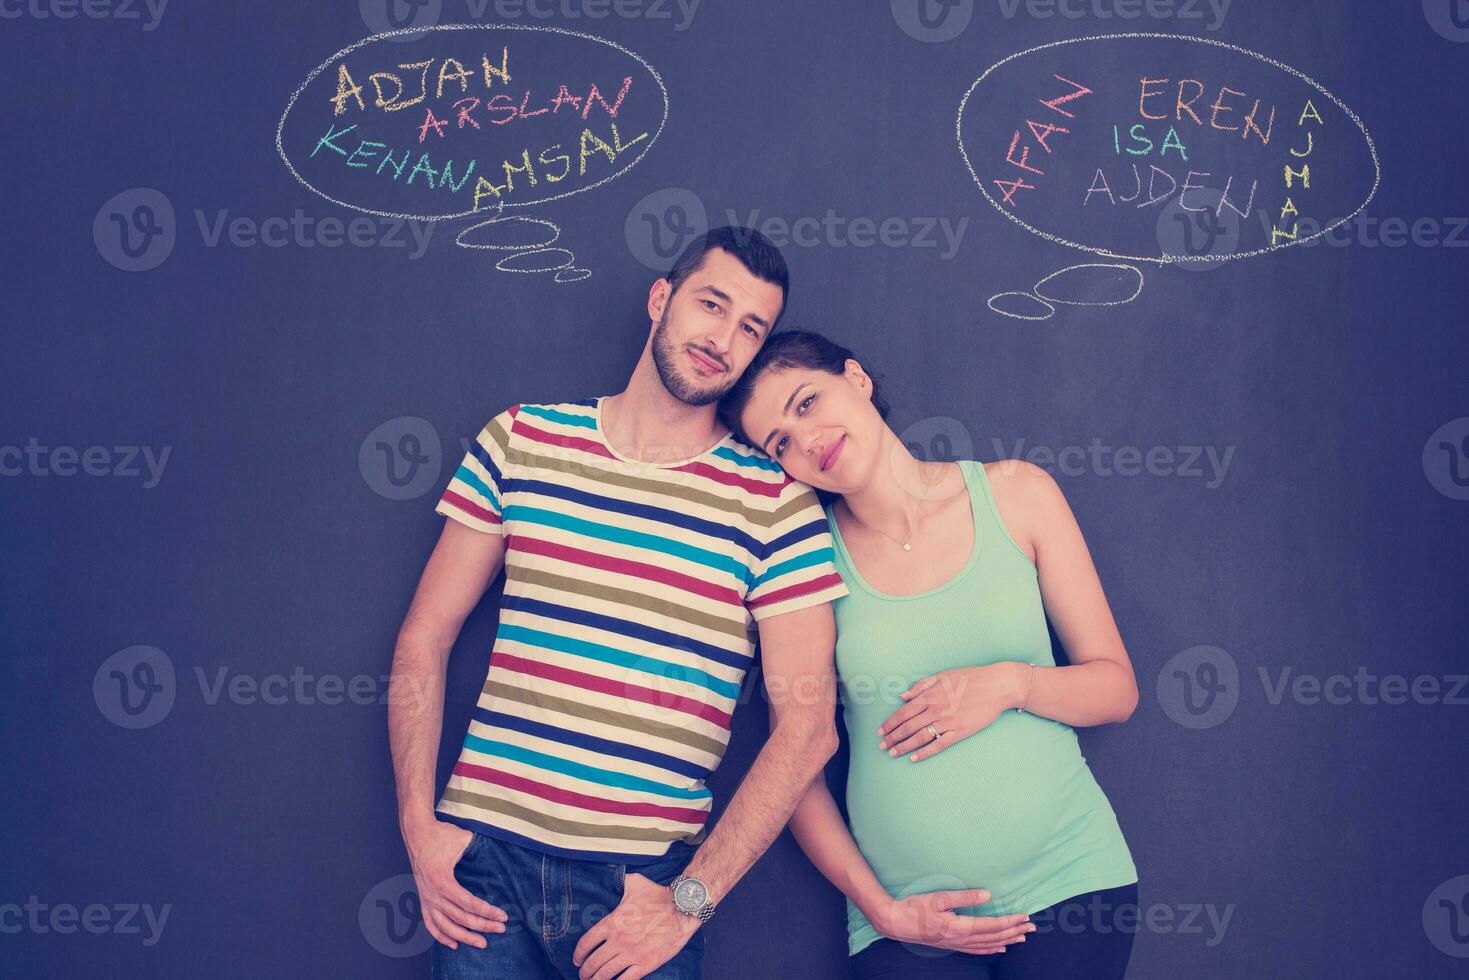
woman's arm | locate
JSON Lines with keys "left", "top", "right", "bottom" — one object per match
{"left": 1014, "top": 459, "right": 1139, "bottom": 726}
{"left": 770, "top": 704, "right": 1035, "bottom": 954}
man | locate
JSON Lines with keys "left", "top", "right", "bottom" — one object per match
{"left": 389, "top": 227, "right": 850, "bottom": 979}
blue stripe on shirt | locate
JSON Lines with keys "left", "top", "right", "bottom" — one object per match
{"left": 502, "top": 594, "right": 753, "bottom": 672}
{"left": 475, "top": 709, "right": 711, "bottom": 780}
{"left": 461, "top": 734, "right": 713, "bottom": 800}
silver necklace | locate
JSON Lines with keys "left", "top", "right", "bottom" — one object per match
{"left": 859, "top": 511, "right": 920, "bottom": 552}
{"left": 851, "top": 463, "right": 959, "bottom": 552}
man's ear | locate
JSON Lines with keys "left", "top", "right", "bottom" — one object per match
{"left": 647, "top": 278, "right": 671, "bottom": 331}
{"left": 844, "top": 358, "right": 873, "bottom": 399}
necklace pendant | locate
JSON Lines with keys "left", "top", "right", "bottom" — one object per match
{"left": 902, "top": 542, "right": 912, "bottom": 552}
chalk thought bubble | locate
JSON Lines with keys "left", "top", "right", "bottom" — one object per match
{"left": 278, "top": 24, "right": 668, "bottom": 222}
{"left": 957, "top": 33, "right": 1379, "bottom": 265}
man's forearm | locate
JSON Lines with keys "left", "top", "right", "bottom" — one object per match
{"left": 676, "top": 719, "right": 838, "bottom": 903}
{"left": 388, "top": 624, "right": 451, "bottom": 834}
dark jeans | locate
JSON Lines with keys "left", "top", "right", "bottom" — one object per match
{"left": 431, "top": 830, "right": 706, "bottom": 980}
{"left": 850, "top": 883, "right": 1139, "bottom": 980}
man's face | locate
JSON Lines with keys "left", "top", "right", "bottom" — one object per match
{"left": 649, "top": 248, "right": 784, "bottom": 407}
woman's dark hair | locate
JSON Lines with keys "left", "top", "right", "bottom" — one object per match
{"left": 717, "top": 329, "right": 891, "bottom": 450}
{"left": 666, "top": 226, "right": 790, "bottom": 329}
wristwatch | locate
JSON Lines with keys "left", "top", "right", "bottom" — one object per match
{"left": 669, "top": 874, "right": 717, "bottom": 922}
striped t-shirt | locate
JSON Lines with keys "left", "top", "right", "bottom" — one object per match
{"left": 433, "top": 396, "right": 850, "bottom": 864}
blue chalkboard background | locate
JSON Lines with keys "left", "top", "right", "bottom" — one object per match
{"left": 3, "top": 2, "right": 1468, "bottom": 977}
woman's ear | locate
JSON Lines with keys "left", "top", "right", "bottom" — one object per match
{"left": 844, "top": 358, "right": 873, "bottom": 399}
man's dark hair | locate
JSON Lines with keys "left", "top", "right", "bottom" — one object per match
{"left": 716, "top": 329, "right": 891, "bottom": 449}
{"left": 665, "top": 226, "right": 790, "bottom": 330}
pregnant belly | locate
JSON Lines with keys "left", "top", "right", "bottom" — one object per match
{"left": 845, "top": 711, "right": 1106, "bottom": 902}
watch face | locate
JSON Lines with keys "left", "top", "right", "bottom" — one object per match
{"left": 672, "top": 877, "right": 708, "bottom": 911}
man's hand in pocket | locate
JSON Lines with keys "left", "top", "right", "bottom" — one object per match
{"left": 404, "top": 819, "right": 509, "bottom": 949}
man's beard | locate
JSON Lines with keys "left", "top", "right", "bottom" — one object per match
{"left": 650, "top": 308, "right": 735, "bottom": 407}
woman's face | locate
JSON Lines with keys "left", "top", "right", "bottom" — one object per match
{"left": 739, "top": 360, "right": 883, "bottom": 493}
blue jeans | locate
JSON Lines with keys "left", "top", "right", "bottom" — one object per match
{"left": 431, "top": 830, "right": 706, "bottom": 979}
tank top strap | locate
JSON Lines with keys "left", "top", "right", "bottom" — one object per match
{"left": 962, "top": 458, "right": 1037, "bottom": 571}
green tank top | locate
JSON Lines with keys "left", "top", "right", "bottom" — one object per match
{"left": 824, "top": 458, "right": 1137, "bottom": 957}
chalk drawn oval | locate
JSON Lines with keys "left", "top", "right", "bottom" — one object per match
{"left": 278, "top": 24, "right": 669, "bottom": 221}
{"left": 455, "top": 214, "right": 562, "bottom": 251}
{"left": 957, "top": 34, "right": 1379, "bottom": 264}
{"left": 987, "top": 291, "right": 1055, "bottom": 321}
{"left": 1032, "top": 263, "right": 1143, "bottom": 306}
{"left": 497, "top": 248, "right": 576, "bottom": 274}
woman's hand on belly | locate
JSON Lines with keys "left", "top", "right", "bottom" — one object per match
{"left": 869, "top": 887, "right": 1035, "bottom": 955}
{"left": 878, "top": 662, "right": 1029, "bottom": 762}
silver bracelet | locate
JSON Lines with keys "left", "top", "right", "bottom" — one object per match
{"left": 1016, "top": 663, "right": 1036, "bottom": 713}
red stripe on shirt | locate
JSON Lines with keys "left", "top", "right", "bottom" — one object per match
{"left": 452, "top": 761, "right": 711, "bottom": 823}
{"left": 672, "top": 459, "right": 783, "bottom": 497}
{"left": 442, "top": 488, "right": 502, "bottom": 525}
{"left": 748, "top": 571, "right": 846, "bottom": 610}
{"left": 511, "top": 416, "right": 784, "bottom": 498}
{"left": 512, "top": 419, "right": 617, "bottom": 460}
{"left": 492, "top": 652, "right": 733, "bottom": 728}
{"left": 512, "top": 535, "right": 744, "bottom": 606}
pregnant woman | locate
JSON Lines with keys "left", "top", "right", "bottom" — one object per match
{"left": 717, "top": 331, "right": 1140, "bottom": 979}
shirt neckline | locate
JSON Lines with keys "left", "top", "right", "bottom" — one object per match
{"left": 592, "top": 395, "right": 734, "bottom": 469}
{"left": 826, "top": 460, "right": 982, "bottom": 602}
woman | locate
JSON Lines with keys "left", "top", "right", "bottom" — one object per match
{"left": 717, "top": 331, "right": 1140, "bottom": 979}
